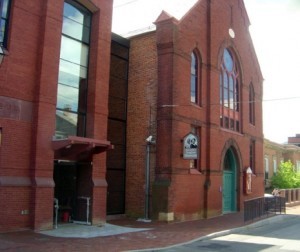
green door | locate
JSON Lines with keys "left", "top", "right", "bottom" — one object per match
{"left": 222, "top": 149, "right": 237, "bottom": 213}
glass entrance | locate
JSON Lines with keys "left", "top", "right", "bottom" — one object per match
{"left": 53, "top": 161, "right": 92, "bottom": 224}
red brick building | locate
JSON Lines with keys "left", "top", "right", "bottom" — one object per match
{"left": 126, "top": 0, "right": 264, "bottom": 221}
{"left": 264, "top": 138, "right": 300, "bottom": 188}
{"left": 288, "top": 134, "right": 300, "bottom": 147}
{"left": 0, "top": 0, "right": 264, "bottom": 232}
{"left": 0, "top": 0, "right": 113, "bottom": 231}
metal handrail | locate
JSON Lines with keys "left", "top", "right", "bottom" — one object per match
{"left": 244, "top": 196, "right": 285, "bottom": 222}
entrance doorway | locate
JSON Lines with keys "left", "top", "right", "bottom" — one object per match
{"left": 222, "top": 148, "right": 237, "bottom": 213}
{"left": 54, "top": 161, "right": 92, "bottom": 224}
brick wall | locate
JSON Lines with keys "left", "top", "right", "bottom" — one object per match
{"left": 127, "top": 0, "right": 264, "bottom": 221}
{"left": 126, "top": 31, "right": 158, "bottom": 216}
{"left": 0, "top": 0, "right": 112, "bottom": 231}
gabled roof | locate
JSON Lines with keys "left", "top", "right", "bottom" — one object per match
{"left": 154, "top": 10, "right": 177, "bottom": 24}
{"left": 112, "top": 0, "right": 198, "bottom": 37}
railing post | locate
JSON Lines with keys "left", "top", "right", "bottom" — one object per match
{"left": 287, "top": 189, "right": 291, "bottom": 204}
{"left": 280, "top": 189, "right": 285, "bottom": 198}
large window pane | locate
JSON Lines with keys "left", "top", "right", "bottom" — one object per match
{"left": 0, "top": 0, "right": 10, "bottom": 45}
{"left": 56, "top": 110, "right": 78, "bottom": 138}
{"left": 223, "top": 49, "right": 233, "bottom": 71}
{"left": 111, "top": 41, "right": 129, "bottom": 59}
{"left": 57, "top": 84, "right": 79, "bottom": 112}
{"left": 108, "top": 96, "right": 127, "bottom": 120}
{"left": 0, "top": 20, "right": 6, "bottom": 43}
{"left": 191, "top": 78, "right": 196, "bottom": 103}
{"left": 223, "top": 74, "right": 228, "bottom": 88}
{"left": 191, "top": 53, "right": 196, "bottom": 74}
{"left": 62, "top": 17, "right": 90, "bottom": 43}
{"left": 60, "top": 36, "right": 89, "bottom": 66}
{"left": 110, "top": 55, "right": 128, "bottom": 79}
{"left": 64, "top": 2, "right": 85, "bottom": 23}
{"left": 190, "top": 51, "right": 198, "bottom": 103}
{"left": 1, "top": 0, "right": 9, "bottom": 18}
{"left": 229, "top": 90, "right": 234, "bottom": 109}
{"left": 229, "top": 76, "right": 234, "bottom": 91}
{"left": 58, "top": 59, "right": 87, "bottom": 88}
{"left": 224, "top": 87, "right": 229, "bottom": 107}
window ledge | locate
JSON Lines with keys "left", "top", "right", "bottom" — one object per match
{"left": 189, "top": 168, "right": 202, "bottom": 175}
{"left": 220, "top": 127, "right": 244, "bottom": 137}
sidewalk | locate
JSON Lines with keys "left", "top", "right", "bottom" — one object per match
{"left": 0, "top": 206, "right": 299, "bottom": 252}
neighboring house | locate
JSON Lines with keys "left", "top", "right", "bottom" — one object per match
{"left": 264, "top": 138, "right": 300, "bottom": 188}
{"left": 288, "top": 134, "right": 300, "bottom": 147}
{"left": 125, "top": 0, "right": 264, "bottom": 221}
{"left": 264, "top": 139, "right": 285, "bottom": 188}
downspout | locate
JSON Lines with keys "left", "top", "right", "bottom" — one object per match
{"left": 204, "top": 0, "right": 212, "bottom": 219}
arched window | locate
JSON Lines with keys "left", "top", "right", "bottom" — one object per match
{"left": 220, "top": 48, "right": 240, "bottom": 132}
{"left": 191, "top": 50, "right": 201, "bottom": 104}
{"left": 249, "top": 83, "right": 255, "bottom": 125}
{"left": 55, "top": 0, "right": 91, "bottom": 139}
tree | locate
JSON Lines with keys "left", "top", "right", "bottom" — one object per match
{"left": 271, "top": 160, "right": 300, "bottom": 189}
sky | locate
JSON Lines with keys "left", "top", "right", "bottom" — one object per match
{"left": 112, "top": 0, "right": 300, "bottom": 144}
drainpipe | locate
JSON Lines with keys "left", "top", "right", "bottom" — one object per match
{"left": 145, "top": 141, "right": 151, "bottom": 220}
{"left": 204, "top": 0, "right": 212, "bottom": 219}
{"left": 139, "top": 136, "right": 155, "bottom": 222}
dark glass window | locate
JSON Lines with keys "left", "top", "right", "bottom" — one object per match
{"left": 250, "top": 140, "right": 255, "bottom": 174}
{"left": 0, "top": 0, "right": 11, "bottom": 47}
{"left": 106, "top": 36, "right": 130, "bottom": 215}
{"left": 55, "top": 1, "right": 91, "bottom": 139}
{"left": 249, "top": 83, "right": 255, "bottom": 125}
{"left": 220, "top": 48, "right": 240, "bottom": 132}
{"left": 191, "top": 50, "right": 201, "bottom": 104}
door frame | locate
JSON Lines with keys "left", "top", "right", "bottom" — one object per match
{"left": 222, "top": 147, "right": 238, "bottom": 213}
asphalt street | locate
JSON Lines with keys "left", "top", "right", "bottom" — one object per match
{"left": 158, "top": 215, "right": 300, "bottom": 252}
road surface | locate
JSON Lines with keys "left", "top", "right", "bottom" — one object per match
{"left": 159, "top": 215, "right": 300, "bottom": 251}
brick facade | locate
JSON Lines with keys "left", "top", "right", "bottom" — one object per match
{"left": 126, "top": 0, "right": 264, "bottom": 221}
{"left": 1, "top": 0, "right": 265, "bottom": 232}
{"left": 0, "top": 0, "right": 112, "bottom": 232}
{"left": 264, "top": 139, "right": 300, "bottom": 188}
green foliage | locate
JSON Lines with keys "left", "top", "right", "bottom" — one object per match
{"left": 271, "top": 160, "right": 300, "bottom": 189}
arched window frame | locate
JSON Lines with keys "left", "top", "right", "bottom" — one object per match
{"left": 190, "top": 49, "right": 201, "bottom": 105}
{"left": 249, "top": 83, "right": 255, "bottom": 125}
{"left": 219, "top": 48, "right": 241, "bottom": 132}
